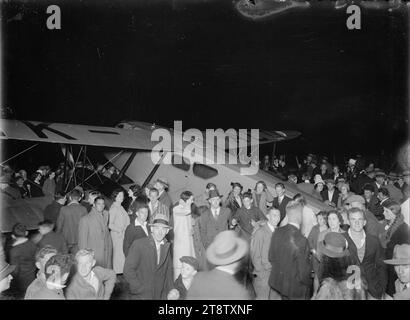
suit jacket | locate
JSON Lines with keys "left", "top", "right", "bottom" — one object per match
{"left": 365, "top": 196, "right": 384, "bottom": 220}
{"left": 78, "top": 208, "right": 113, "bottom": 269}
{"left": 198, "top": 206, "right": 231, "bottom": 249}
{"left": 320, "top": 189, "right": 340, "bottom": 206}
{"left": 123, "top": 223, "right": 149, "bottom": 257}
{"left": 343, "top": 231, "right": 387, "bottom": 299}
{"left": 38, "top": 231, "right": 68, "bottom": 254}
{"left": 123, "top": 236, "right": 173, "bottom": 300}
{"left": 393, "top": 279, "right": 410, "bottom": 300}
{"left": 250, "top": 224, "right": 274, "bottom": 277}
{"left": 65, "top": 266, "right": 116, "bottom": 300}
{"left": 9, "top": 240, "right": 37, "bottom": 295}
{"left": 233, "top": 206, "right": 267, "bottom": 241}
{"left": 272, "top": 196, "right": 292, "bottom": 224}
{"left": 56, "top": 202, "right": 88, "bottom": 245}
{"left": 43, "top": 201, "right": 63, "bottom": 224}
{"left": 158, "top": 191, "right": 173, "bottom": 211}
{"left": 268, "top": 224, "right": 312, "bottom": 299}
{"left": 187, "top": 269, "right": 249, "bottom": 300}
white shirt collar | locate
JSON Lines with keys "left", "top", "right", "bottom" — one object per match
{"left": 12, "top": 238, "right": 28, "bottom": 247}
{"left": 216, "top": 265, "right": 235, "bottom": 275}
{"left": 348, "top": 228, "right": 366, "bottom": 248}
{"left": 288, "top": 222, "right": 299, "bottom": 230}
{"left": 135, "top": 219, "right": 148, "bottom": 234}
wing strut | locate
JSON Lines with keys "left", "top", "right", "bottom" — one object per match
{"left": 115, "top": 151, "right": 137, "bottom": 183}
{"left": 141, "top": 151, "right": 167, "bottom": 189}
{"left": 0, "top": 143, "right": 39, "bottom": 166}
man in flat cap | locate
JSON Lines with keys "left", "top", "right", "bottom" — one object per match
{"left": 167, "top": 256, "right": 199, "bottom": 300}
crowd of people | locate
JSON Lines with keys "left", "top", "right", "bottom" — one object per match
{"left": 0, "top": 152, "right": 409, "bottom": 300}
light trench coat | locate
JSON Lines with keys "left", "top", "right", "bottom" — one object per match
{"left": 109, "top": 202, "right": 130, "bottom": 274}
{"left": 172, "top": 201, "right": 196, "bottom": 280}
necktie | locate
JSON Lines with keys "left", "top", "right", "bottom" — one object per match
{"left": 157, "top": 244, "right": 161, "bottom": 264}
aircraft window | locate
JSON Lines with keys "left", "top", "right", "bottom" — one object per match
{"left": 172, "top": 155, "right": 190, "bottom": 171}
{"left": 193, "top": 163, "right": 218, "bottom": 179}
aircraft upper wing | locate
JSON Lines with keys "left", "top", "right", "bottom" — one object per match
{"left": 0, "top": 119, "right": 300, "bottom": 151}
{"left": 119, "top": 121, "right": 301, "bottom": 148}
{"left": 0, "top": 119, "right": 170, "bottom": 151}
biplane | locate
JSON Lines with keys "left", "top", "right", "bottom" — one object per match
{"left": 0, "top": 119, "right": 330, "bottom": 232}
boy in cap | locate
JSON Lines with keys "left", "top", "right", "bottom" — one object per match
{"left": 384, "top": 244, "right": 410, "bottom": 300}
{"left": 123, "top": 213, "right": 174, "bottom": 299}
{"left": 167, "top": 256, "right": 199, "bottom": 300}
{"left": 187, "top": 230, "right": 249, "bottom": 300}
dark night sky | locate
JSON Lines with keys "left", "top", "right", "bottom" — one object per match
{"left": 2, "top": 0, "right": 409, "bottom": 166}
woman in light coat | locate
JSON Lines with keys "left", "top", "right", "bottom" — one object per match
{"left": 252, "top": 181, "right": 273, "bottom": 217}
{"left": 109, "top": 189, "right": 130, "bottom": 274}
{"left": 173, "top": 191, "right": 196, "bottom": 280}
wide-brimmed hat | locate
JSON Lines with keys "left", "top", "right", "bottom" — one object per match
{"left": 345, "top": 195, "right": 365, "bottom": 205}
{"left": 387, "top": 172, "right": 399, "bottom": 179}
{"left": 384, "top": 244, "right": 410, "bottom": 265}
{"left": 325, "top": 178, "right": 335, "bottom": 185}
{"left": 318, "top": 232, "right": 350, "bottom": 258}
{"left": 154, "top": 178, "right": 169, "bottom": 188}
{"left": 375, "top": 170, "right": 386, "bottom": 178}
{"left": 207, "top": 189, "right": 223, "bottom": 200}
{"left": 180, "top": 256, "right": 200, "bottom": 271}
{"left": 0, "top": 243, "right": 15, "bottom": 281}
{"left": 206, "top": 231, "right": 248, "bottom": 266}
{"left": 149, "top": 214, "right": 172, "bottom": 229}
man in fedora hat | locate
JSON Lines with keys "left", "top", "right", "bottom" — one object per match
{"left": 384, "top": 244, "right": 410, "bottom": 300}
{"left": 187, "top": 230, "right": 249, "bottom": 299}
{"left": 198, "top": 189, "right": 231, "bottom": 250}
{"left": 123, "top": 213, "right": 174, "bottom": 299}
{"left": 194, "top": 182, "right": 217, "bottom": 209}
{"left": 0, "top": 241, "right": 15, "bottom": 299}
{"left": 268, "top": 200, "right": 312, "bottom": 300}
